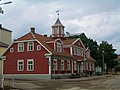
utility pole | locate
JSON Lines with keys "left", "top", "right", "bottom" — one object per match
{"left": 102, "top": 50, "right": 105, "bottom": 75}
{"left": 0, "top": 0, "right": 12, "bottom": 14}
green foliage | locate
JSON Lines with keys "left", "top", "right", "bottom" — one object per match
{"left": 68, "top": 34, "right": 118, "bottom": 69}
{"left": 99, "top": 41, "right": 117, "bottom": 69}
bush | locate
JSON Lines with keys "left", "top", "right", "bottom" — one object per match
{"left": 95, "top": 72, "right": 102, "bottom": 76}
{"left": 69, "top": 73, "right": 81, "bottom": 78}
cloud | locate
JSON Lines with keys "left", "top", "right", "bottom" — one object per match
{"left": 1, "top": 0, "right": 120, "bottom": 54}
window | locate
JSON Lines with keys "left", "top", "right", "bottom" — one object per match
{"left": 27, "top": 42, "right": 34, "bottom": 51}
{"left": 86, "top": 62, "right": 88, "bottom": 70}
{"left": 81, "top": 49, "right": 84, "bottom": 56}
{"left": 17, "top": 60, "right": 24, "bottom": 71}
{"left": 53, "top": 59, "right": 57, "bottom": 70}
{"left": 74, "top": 61, "right": 77, "bottom": 71}
{"left": 61, "top": 60, "right": 64, "bottom": 70}
{"left": 73, "top": 47, "right": 77, "bottom": 55}
{"left": 27, "top": 59, "right": 34, "bottom": 71}
{"left": 77, "top": 48, "right": 80, "bottom": 56}
{"left": 37, "top": 45, "right": 41, "bottom": 51}
{"left": 18, "top": 43, "right": 24, "bottom": 52}
{"left": 56, "top": 42, "right": 62, "bottom": 52}
{"left": 10, "top": 48, "right": 14, "bottom": 53}
{"left": 67, "top": 61, "right": 70, "bottom": 70}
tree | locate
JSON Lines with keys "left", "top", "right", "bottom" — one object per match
{"left": 99, "top": 41, "right": 117, "bottom": 73}
{"left": 68, "top": 34, "right": 118, "bottom": 70}
{"left": 68, "top": 33, "right": 100, "bottom": 66}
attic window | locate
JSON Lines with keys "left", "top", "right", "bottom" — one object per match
{"left": 37, "top": 45, "right": 41, "bottom": 51}
{"left": 10, "top": 48, "right": 14, "bottom": 53}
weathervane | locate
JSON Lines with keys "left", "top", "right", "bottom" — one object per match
{"left": 0, "top": 0, "right": 12, "bottom": 14}
{"left": 56, "top": 10, "right": 60, "bottom": 17}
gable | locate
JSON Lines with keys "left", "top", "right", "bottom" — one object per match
{"left": 72, "top": 38, "right": 85, "bottom": 48}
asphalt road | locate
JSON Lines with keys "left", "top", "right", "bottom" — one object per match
{"left": 2, "top": 74, "right": 120, "bottom": 90}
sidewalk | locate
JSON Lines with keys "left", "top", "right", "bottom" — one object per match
{"left": 55, "top": 75, "right": 112, "bottom": 81}
{"left": 2, "top": 75, "right": 112, "bottom": 89}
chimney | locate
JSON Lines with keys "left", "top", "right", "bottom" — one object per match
{"left": 30, "top": 27, "right": 35, "bottom": 33}
{"left": 44, "top": 34, "right": 47, "bottom": 37}
{"left": 0, "top": 24, "right": 2, "bottom": 28}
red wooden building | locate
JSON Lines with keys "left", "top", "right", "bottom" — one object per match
{"left": 2, "top": 17, "right": 95, "bottom": 79}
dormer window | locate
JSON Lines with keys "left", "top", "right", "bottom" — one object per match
{"left": 56, "top": 42, "right": 62, "bottom": 53}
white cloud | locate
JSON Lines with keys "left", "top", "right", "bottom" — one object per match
{"left": 1, "top": 0, "right": 120, "bottom": 54}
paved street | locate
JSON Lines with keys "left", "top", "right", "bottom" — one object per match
{"left": 2, "top": 74, "right": 120, "bottom": 90}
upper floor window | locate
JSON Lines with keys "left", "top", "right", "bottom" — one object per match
{"left": 27, "top": 59, "right": 34, "bottom": 71}
{"left": 10, "top": 47, "right": 14, "bottom": 53}
{"left": 56, "top": 42, "right": 62, "bottom": 53}
{"left": 61, "top": 60, "right": 64, "bottom": 71}
{"left": 37, "top": 45, "right": 41, "bottom": 51}
{"left": 18, "top": 43, "right": 24, "bottom": 52}
{"left": 53, "top": 59, "right": 57, "bottom": 70}
{"left": 27, "top": 42, "right": 34, "bottom": 51}
{"left": 17, "top": 60, "right": 24, "bottom": 71}
{"left": 81, "top": 49, "right": 84, "bottom": 56}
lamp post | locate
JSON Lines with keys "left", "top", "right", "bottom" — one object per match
{"left": 102, "top": 50, "right": 105, "bottom": 75}
{"left": 0, "top": 1, "right": 12, "bottom": 14}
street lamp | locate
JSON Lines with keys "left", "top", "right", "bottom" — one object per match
{"left": 0, "top": 0, "right": 12, "bottom": 14}
{"left": 102, "top": 50, "right": 105, "bottom": 75}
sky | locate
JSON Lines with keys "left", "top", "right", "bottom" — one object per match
{"left": 0, "top": 0, "right": 120, "bottom": 54}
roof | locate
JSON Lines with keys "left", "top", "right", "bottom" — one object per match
{"left": 0, "top": 41, "right": 9, "bottom": 48}
{"left": 3, "top": 27, "right": 94, "bottom": 62}
{"left": 52, "top": 18, "right": 64, "bottom": 27}
{"left": 63, "top": 38, "right": 77, "bottom": 45}
{"left": 16, "top": 31, "right": 75, "bottom": 60}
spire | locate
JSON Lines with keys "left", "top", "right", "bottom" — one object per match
{"left": 51, "top": 10, "right": 65, "bottom": 38}
{"left": 53, "top": 10, "right": 64, "bottom": 26}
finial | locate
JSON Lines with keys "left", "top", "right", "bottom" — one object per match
{"left": 56, "top": 10, "right": 60, "bottom": 18}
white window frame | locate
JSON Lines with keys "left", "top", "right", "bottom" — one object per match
{"left": 37, "top": 45, "right": 41, "bottom": 51}
{"left": 10, "top": 47, "right": 14, "bottom": 53}
{"left": 74, "top": 61, "right": 77, "bottom": 71}
{"left": 18, "top": 43, "right": 24, "bottom": 52}
{"left": 27, "top": 42, "right": 34, "bottom": 51}
{"left": 61, "top": 60, "right": 64, "bottom": 71}
{"left": 67, "top": 61, "right": 71, "bottom": 70}
{"left": 56, "top": 42, "right": 62, "bottom": 53}
{"left": 27, "top": 59, "right": 34, "bottom": 71}
{"left": 86, "top": 62, "right": 88, "bottom": 70}
{"left": 73, "top": 47, "right": 77, "bottom": 55}
{"left": 53, "top": 59, "right": 57, "bottom": 70}
{"left": 17, "top": 60, "right": 24, "bottom": 71}
{"left": 81, "top": 49, "right": 84, "bottom": 56}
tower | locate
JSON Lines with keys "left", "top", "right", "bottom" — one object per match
{"left": 51, "top": 11, "right": 65, "bottom": 38}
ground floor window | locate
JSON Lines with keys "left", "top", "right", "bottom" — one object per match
{"left": 74, "top": 61, "right": 77, "bottom": 71}
{"left": 53, "top": 59, "right": 57, "bottom": 70}
{"left": 17, "top": 60, "right": 24, "bottom": 71}
{"left": 67, "top": 61, "right": 71, "bottom": 70}
{"left": 61, "top": 60, "right": 64, "bottom": 70}
{"left": 27, "top": 59, "right": 34, "bottom": 71}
